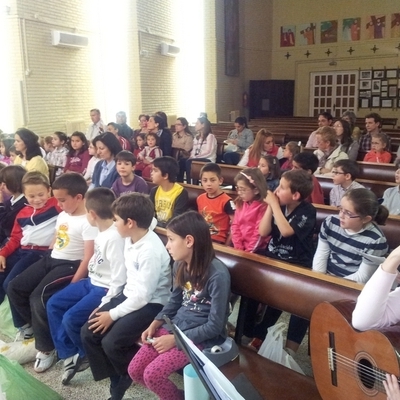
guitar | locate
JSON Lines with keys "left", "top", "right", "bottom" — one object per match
{"left": 310, "top": 300, "right": 400, "bottom": 400}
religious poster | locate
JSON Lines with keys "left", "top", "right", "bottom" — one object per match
{"left": 321, "top": 20, "right": 338, "bottom": 43}
{"left": 365, "top": 15, "right": 386, "bottom": 39}
{"left": 342, "top": 18, "right": 361, "bottom": 41}
{"left": 298, "top": 23, "right": 316, "bottom": 45}
{"left": 391, "top": 13, "right": 400, "bottom": 38}
{"left": 280, "top": 25, "right": 295, "bottom": 47}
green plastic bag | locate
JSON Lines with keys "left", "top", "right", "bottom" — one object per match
{"left": 0, "top": 296, "right": 17, "bottom": 339}
{"left": 0, "top": 298, "right": 17, "bottom": 340}
{"left": 0, "top": 354, "right": 62, "bottom": 400}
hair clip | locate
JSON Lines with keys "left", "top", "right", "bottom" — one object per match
{"left": 240, "top": 171, "right": 255, "bottom": 185}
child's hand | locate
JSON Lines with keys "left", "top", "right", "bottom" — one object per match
{"left": 88, "top": 307, "right": 99, "bottom": 319}
{"left": 152, "top": 334, "right": 176, "bottom": 354}
{"left": 88, "top": 311, "right": 113, "bottom": 334}
{"left": 141, "top": 326, "right": 156, "bottom": 345}
{"left": 264, "top": 190, "right": 280, "bottom": 208}
{"left": 0, "top": 256, "right": 6, "bottom": 271}
{"left": 383, "top": 374, "right": 400, "bottom": 400}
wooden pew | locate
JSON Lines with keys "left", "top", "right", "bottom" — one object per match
{"left": 316, "top": 175, "right": 397, "bottom": 200}
{"left": 191, "top": 161, "right": 243, "bottom": 187}
{"left": 156, "top": 227, "right": 363, "bottom": 400}
{"left": 357, "top": 161, "right": 396, "bottom": 181}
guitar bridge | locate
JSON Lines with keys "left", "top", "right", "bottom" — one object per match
{"left": 328, "top": 347, "right": 334, "bottom": 371}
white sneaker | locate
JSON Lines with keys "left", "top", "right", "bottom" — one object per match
{"left": 34, "top": 350, "right": 56, "bottom": 373}
{"left": 14, "top": 325, "right": 34, "bottom": 342}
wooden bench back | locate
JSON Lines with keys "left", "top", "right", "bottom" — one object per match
{"left": 156, "top": 227, "right": 361, "bottom": 321}
{"left": 316, "top": 175, "right": 397, "bottom": 200}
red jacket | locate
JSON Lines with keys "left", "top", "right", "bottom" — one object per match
{"left": 0, "top": 197, "right": 61, "bottom": 258}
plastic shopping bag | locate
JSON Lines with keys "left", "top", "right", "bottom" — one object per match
{"left": 0, "top": 354, "right": 62, "bottom": 400}
{"left": 0, "top": 338, "right": 36, "bottom": 365}
{"left": 257, "top": 322, "right": 304, "bottom": 375}
{"left": 0, "top": 298, "right": 17, "bottom": 340}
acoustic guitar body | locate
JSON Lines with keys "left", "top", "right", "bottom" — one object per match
{"left": 310, "top": 301, "right": 400, "bottom": 400}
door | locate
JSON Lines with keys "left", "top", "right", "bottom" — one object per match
{"left": 250, "top": 80, "right": 294, "bottom": 119}
{"left": 310, "top": 71, "right": 358, "bottom": 118}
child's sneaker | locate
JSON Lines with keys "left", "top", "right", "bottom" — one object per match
{"left": 34, "top": 350, "right": 56, "bottom": 373}
{"left": 62, "top": 354, "right": 81, "bottom": 385}
{"left": 14, "top": 325, "right": 34, "bottom": 342}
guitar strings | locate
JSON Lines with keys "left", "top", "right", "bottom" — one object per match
{"left": 329, "top": 351, "right": 396, "bottom": 392}
{"left": 330, "top": 358, "right": 385, "bottom": 392}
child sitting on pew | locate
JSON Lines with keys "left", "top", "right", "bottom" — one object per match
{"left": 0, "top": 171, "right": 61, "bottom": 306}
{"left": 363, "top": 132, "right": 392, "bottom": 163}
{"left": 0, "top": 165, "right": 27, "bottom": 246}
{"left": 231, "top": 168, "right": 269, "bottom": 252}
{"left": 111, "top": 151, "right": 148, "bottom": 197}
{"left": 243, "top": 170, "right": 316, "bottom": 351}
{"left": 81, "top": 193, "right": 171, "bottom": 400}
{"left": 292, "top": 152, "right": 325, "bottom": 204}
{"left": 258, "top": 154, "right": 281, "bottom": 191}
{"left": 382, "top": 160, "right": 400, "bottom": 215}
{"left": 196, "top": 163, "right": 235, "bottom": 245}
{"left": 149, "top": 156, "right": 189, "bottom": 227}
{"left": 314, "top": 188, "right": 388, "bottom": 283}
{"left": 329, "top": 159, "right": 365, "bottom": 207}
{"left": 46, "top": 188, "right": 125, "bottom": 385}
{"left": 128, "top": 211, "right": 231, "bottom": 400}
{"left": 280, "top": 141, "right": 300, "bottom": 171}
{"left": 6, "top": 173, "right": 98, "bottom": 372}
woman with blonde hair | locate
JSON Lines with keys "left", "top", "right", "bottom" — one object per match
{"left": 238, "top": 129, "right": 283, "bottom": 167}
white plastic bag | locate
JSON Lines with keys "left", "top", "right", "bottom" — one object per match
{"left": 257, "top": 322, "right": 304, "bottom": 375}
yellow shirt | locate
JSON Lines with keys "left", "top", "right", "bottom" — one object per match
{"left": 14, "top": 155, "right": 49, "bottom": 176}
{"left": 154, "top": 183, "right": 184, "bottom": 223}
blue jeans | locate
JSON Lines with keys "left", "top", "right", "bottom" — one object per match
{"left": 0, "top": 249, "right": 46, "bottom": 304}
{"left": 47, "top": 279, "right": 108, "bottom": 359}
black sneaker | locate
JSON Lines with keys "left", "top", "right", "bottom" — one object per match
{"left": 62, "top": 354, "right": 82, "bottom": 385}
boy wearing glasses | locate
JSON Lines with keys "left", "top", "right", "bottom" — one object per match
{"left": 329, "top": 160, "right": 365, "bottom": 207}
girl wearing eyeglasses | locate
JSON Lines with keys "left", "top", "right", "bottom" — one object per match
{"left": 313, "top": 188, "right": 388, "bottom": 283}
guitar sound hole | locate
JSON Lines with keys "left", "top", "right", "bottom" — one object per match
{"left": 357, "top": 358, "right": 374, "bottom": 389}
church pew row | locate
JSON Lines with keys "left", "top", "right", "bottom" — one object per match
{"left": 191, "top": 160, "right": 397, "bottom": 190}
{"left": 156, "top": 227, "right": 364, "bottom": 400}
{"left": 317, "top": 175, "right": 396, "bottom": 200}
{"left": 148, "top": 180, "right": 400, "bottom": 252}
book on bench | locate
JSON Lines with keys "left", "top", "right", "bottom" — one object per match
{"left": 164, "top": 315, "right": 263, "bottom": 400}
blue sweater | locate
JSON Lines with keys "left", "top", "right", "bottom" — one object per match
{"left": 91, "top": 161, "right": 119, "bottom": 189}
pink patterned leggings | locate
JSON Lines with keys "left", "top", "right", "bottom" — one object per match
{"left": 128, "top": 327, "right": 188, "bottom": 400}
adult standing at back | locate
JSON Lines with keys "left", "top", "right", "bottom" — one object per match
{"left": 223, "top": 117, "right": 254, "bottom": 165}
{"left": 87, "top": 109, "right": 105, "bottom": 141}
{"left": 147, "top": 114, "right": 172, "bottom": 157}
{"left": 13, "top": 128, "right": 49, "bottom": 176}
{"left": 115, "top": 111, "right": 134, "bottom": 141}
{"left": 359, "top": 112, "right": 391, "bottom": 152}
{"left": 305, "top": 112, "right": 333, "bottom": 148}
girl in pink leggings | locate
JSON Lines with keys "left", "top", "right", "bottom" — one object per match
{"left": 128, "top": 211, "right": 231, "bottom": 400}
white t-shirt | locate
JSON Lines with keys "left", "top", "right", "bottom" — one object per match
{"left": 51, "top": 212, "right": 98, "bottom": 261}
{"left": 88, "top": 225, "right": 126, "bottom": 307}
{"left": 108, "top": 229, "right": 171, "bottom": 321}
